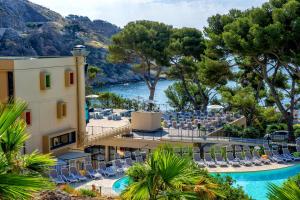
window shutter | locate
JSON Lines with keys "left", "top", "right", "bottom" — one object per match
{"left": 40, "top": 72, "right": 51, "bottom": 90}
{"left": 26, "top": 111, "right": 31, "bottom": 125}
{"left": 62, "top": 103, "right": 67, "bottom": 117}
{"left": 57, "top": 102, "right": 67, "bottom": 118}
{"left": 40, "top": 72, "right": 46, "bottom": 90}
{"left": 65, "top": 70, "right": 75, "bottom": 87}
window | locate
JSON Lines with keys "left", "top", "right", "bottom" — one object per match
{"left": 24, "top": 111, "right": 31, "bottom": 126}
{"left": 7, "top": 72, "right": 14, "bottom": 99}
{"left": 40, "top": 72, "right": 51, "bottom": 90}
{"left": 57, "top": 102, "right": 67, "bottom": 119}
{"left": 65, "top": 70, "right": 75, "bottom": 86}
{"left": 50, "top": 131, "right": 76, "bottom": 150}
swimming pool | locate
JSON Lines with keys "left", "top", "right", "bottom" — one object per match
{"left": 112, "top": 164, "right": 300, "bottom": 200}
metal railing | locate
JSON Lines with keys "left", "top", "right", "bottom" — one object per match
{"left": 85, "top": 124, "right": 131, "bottom": 146}
{"left": 117, "top": 129, "right": 297, "bottom": 147}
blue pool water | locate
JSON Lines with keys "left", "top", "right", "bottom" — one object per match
{"left": 112, "top": 164, "right": 300, "bottom": 200}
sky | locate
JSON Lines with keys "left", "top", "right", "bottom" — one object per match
{"left": 30, "top": 0, "right": 267, "bottom": 29}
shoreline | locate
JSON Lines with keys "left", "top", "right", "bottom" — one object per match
{"left": 91, "top": 77, "right": 170, "bottom": 88}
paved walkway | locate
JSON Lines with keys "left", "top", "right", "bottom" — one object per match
{"left": 208, "top": 162, "right": 297, "bottom": 173}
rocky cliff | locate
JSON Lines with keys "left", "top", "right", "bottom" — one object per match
{"left": 0, "top": 0, "right": 142, "bottom": 85}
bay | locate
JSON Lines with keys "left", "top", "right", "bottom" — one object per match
{"left": 95, "top": 80, "right": 175, "bottom": 105}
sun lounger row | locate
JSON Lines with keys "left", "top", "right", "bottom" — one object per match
{"left": 193, "top": 150, "right": 271, "bottom": 168}
{"left": 49, "top": 155, "right": 145, "bottom": 185}
{"left": 263, "top": 143, "right": 300, "bottom": 163}
{"left": 49, "top": 164, "right": 102, "bottom": 184}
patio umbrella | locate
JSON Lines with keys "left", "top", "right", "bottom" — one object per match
{"left": 86, "top": 94, "right": 99, "bottom": 99}
{"left": 207, "top": 105, "right": 224, "bottom": 110}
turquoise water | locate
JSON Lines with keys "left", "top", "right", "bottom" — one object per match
{"left": 112, "top": 164, "right": 300, "bottom": 200}
{"left": 95, "top": 80, "right": 175, "bottom": 105}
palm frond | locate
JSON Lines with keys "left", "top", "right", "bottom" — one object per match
{"left": 267, "top": 182, "right": 300, "bottom": 200}
{"left": 22, "top": 151, "right": 56, "bottom": 173}
{"left": 0, "top": 120, "right": 29, "bottom": 156}
{"left": 0, "top": 173, "right": 54, "bottom": 200}
{"left": 0, "top": 100, "right": 27, "bottom": 139}
{"left": 121, "top": 180, "right": 150, "bottom": 200}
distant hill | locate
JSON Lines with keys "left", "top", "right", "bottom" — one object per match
{"left": 0, "top": 0, "right": 142, "bottom": 85}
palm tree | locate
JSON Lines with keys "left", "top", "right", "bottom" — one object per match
{"left": 121, "top": 145, "right": 223, "bottom": 200}
{"left": 267, "top": 178, "right": 300, "bottom": 200}
{"left": 0, "top": 100, "right": 55, "bottom": 199}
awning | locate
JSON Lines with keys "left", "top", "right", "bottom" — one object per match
{"left": 57, "top": 151, "right": 91, "bottom": 161}
{"left": 56, "top": 159, "right": 67, "bottom": 166}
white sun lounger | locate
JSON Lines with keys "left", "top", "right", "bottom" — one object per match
{"left": 265, "top": 150, "right": 284, "bottom": 163}
{"left": 272, "top": 149, "right": 292, "bottom": 162}
{"left": 235, "top": 152, "right": 252, "bottom": 166}
{"left": 244, "top": 151, "right": 261, "bottom": 165}
{"left": 193, "top": 153, "right": 206, "bottom": 167}
{"left": 204, "top": 153, "right": 217, "bottom": 167}
{"left": 49, "top": 169, "right": 65, "bottom": 184}
{"left": 227, "top": 152, "right": 240, "bottom": 167}
{"left": 61, "top": 168, "right": 78, "bottom": 183}
{"left": 85, "top": 164, "right": 103, "bottom": 179}
{"left": 253, "top": 150, "right": 271, "bottom": 164}
{"left": 70, "top": 167, "right": 88, "bottom": 181}
{"left": 282, "top": 148, "right": 300, "bottom": 161}
{"left": 215, "top": 153, "right": 228, "bottom": 167}
{"left": 113, "top": 160, "right": 125, "bottom": 174}
{"left": 97, "top": 162, "right": 116, "bottom": 177}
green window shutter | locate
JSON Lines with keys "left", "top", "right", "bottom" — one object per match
{"left": 45, "top": 74, "right": 51, "bottom": 88}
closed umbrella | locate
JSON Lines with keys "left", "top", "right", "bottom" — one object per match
{"left": 86, "top": 94, "right": 99, "bottom": 99}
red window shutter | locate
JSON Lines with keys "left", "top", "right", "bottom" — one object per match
{"left": 25, "top": 112, "right": 31, "bottom": 125}
{"left": 70, "top": 72, "right": 74, "bottom": 85}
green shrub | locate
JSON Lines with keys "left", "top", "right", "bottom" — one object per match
{"left": 294, "top": 129, "right": 300, "bottom": 138}
{"left": 223, "top": 124, "right": 243, "bottom": 137}
{"left": 78, "top": 188, "right": 97, "bottom": 197}
{"left": 266, "top": 123, "right": 287, "bottom": 133}
{"left": 212, "top": 175, "right": 250, "bottom": 200}
{"left": 293, "top": 152, "right": 300, "bottom": 158}
{"left": 293, "top": 124, "right": 300, "bottom": 130}
{"left": 243, "top": 127, "right": 260, "bottom": 138}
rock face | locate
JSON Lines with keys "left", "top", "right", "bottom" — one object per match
{"left": 0, "top": 0, "right": 141, "bottom": 84}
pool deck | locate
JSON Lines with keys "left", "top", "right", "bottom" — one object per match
{"left": 74, "top": 162, "right": 300, "bottom": 197}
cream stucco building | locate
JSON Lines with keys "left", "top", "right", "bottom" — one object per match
{"left": 0, "top": 46, "right": 88, "bottom": 156}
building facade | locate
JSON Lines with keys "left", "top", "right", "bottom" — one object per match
{"left": 0, "top": 48, "right": 87, "bottom": 155}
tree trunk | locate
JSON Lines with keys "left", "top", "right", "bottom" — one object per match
{"left": 178, "top": 66, "right": 198, "bottom": 109}
{"left": 260, "top": 64, "right": 295, "bottom": 140}
{"left": 148, "top": 86, "right": 155, "bottom": 111}
{"left": 287, "top": 113, "right": 295, "bottom": 141}
{"left": 149, "top": 87, "right": 155, "bottom": 101}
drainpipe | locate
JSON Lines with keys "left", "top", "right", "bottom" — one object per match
{"left": 71, "top": 45, "right": 89, "bottom": 148}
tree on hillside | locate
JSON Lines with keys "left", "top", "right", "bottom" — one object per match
{"left": 107, "top": 21, "right": 172, "bottom": 107}
{"left": 204, "top": 1, "right": 300, "bottom": 138}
